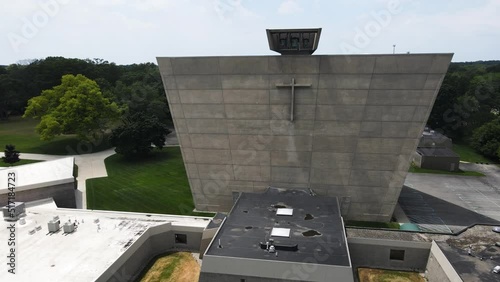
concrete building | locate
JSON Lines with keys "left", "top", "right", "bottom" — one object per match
{"left": 0, "top": 198, "right": 211, "bottom": 282}
{"left": 5, "top": 198, "right": 496, "bottom": 281}
{"left": 413, "top": 128, "right": 460, "bottom": 171}
{"left": 157, "top": 28, "right": 453, "bottom": 221}
{"left": 0, "top": 157, "right": 76, "bottom": 208}
{"left": 200, "top": 188, "right": 353, "bottom": 282}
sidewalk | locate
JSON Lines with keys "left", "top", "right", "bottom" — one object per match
{"left": 2, "top": 130, "right": 179, "bottom": 209}
{"left": 3, "top": 148, "right": 116, "bottom": 209}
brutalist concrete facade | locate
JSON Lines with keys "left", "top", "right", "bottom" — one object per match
{"left": 157, "top": 54, "right": 452, "bottom": 221}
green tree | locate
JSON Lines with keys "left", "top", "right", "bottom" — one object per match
{"left": 110, "top": 112, "right": 171, "bottom": 158}
{"left": 2, "top": 144, "right": 20, "bottom": 164}
{"left": 23, "top": 74, "right": 121, "bottom": 141}
{"left": 110, "top": 63, "right": 171, "bottom": 125}
{"left": 470, "top": 118, "right": 500, "bottom": 160}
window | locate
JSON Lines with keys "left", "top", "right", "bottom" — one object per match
{"left": 390, "top": 249, "right": 405, "bottom": 261}
{"left": 175, "top": 233, "right": 187, "bottom": 244}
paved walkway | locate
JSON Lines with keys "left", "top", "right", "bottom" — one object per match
{"left": 4, "top": 131, "right": 180, "bottom": 210}
{"left": 5, "top": 148, "right": 116, "bottom": 209}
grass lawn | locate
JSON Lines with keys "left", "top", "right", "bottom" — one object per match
{"left": 409, "top": 164, "right": 485, "bottom": 176}
{"left": 0, "top": 116, "right": 112, "bottom": 155}
{"left": 0, "top": 159, "right": 42, "bottom": 167}
{"left": 453, "top": 143, "right": 497, "bottom": 164}
{"left": 139, "top": 252, "right": 199, "bottom": 282}
{"left": 86, "top": 147, "right": 211, "bottom": 216}
{"left": 358, "top": 268, "right": 425, "bottom": 282}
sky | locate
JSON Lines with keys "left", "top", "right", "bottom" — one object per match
{"left": 0, "top": 0, "right": 499, "bottom": 65}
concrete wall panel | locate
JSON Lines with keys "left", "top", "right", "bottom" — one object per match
{"left": 311, "top": 152, "right": 353, "bottom": 169}
{"left": 312, "top": 136, "right": 358, "bottom": 152}
{"left": 234, "top": 165, "right": 271, "bottom": 181}
{"left": 271, "top": 151, "right": 311, "bottom": 167}
{"left": 222, "top": 89, "right": 269, "bottom": 104}
{"left": 317, "top": 89, "right": 368, "bottom": 105}
{"left": 183, "top": 104, "right": 225, "bottom": 119}
{"left": 185, "top": 119, "right": 228, "bottom": 134}
{"left": 225, "top": 104, "right": 269, "bottom": 119}
{"left": 172, "top": 57, "right": 220, "bottom": 75}
{"left": 316, "top": 105, "right": 365, "bottom": 121}
{"left": 314, "top": 121, "right": 361, "bottom": 136}
{"left": 310, "top": 168, "right": 350, "bottom": 185}
{"left": 230, "top": 150, "right": 270, "bottom": 166}
{"left": 178, "top": 90, "right": 223, "bottom": 104}
{"left": 219, "top": 57, "right": 269, "bottom": 74}
{"left": 158, "top": 53, "right": 452, "bottom": 221}
{"left": 270, "top": 120, "right": 315, "bottom": 136}
{"left": 227, "top": 120, "right": 271, "bottom": 135}
{"left": 270, "top": 88, "right": 317, "bottom": 105}
{"left": 373, "top": 55, "right": 433, "bottom": 74}
{"left": 221, "top": 75, "right": 269, "bottom": 89}
{"left": 348, "top": 237, "right": 431, "bottom": 273}
{"left": 175, "top": 75, "right": 221, "bottom": 89}
{"left": 193, "top": 149, "right": 232, "bottom": 164}
{"left": 271, "top": 166, "right": 309, "bottom": 183}
{"left": 197, "top": 164, "right": 234, "bottom": 180}
{"left": 319, "top": 74, "right": 372, "bottom": 89}
{"left": 268, "top": 56, "right": 320, "bottom": 74}
{"left": 0, "top": 182, "right": 76, "bottom": 208}
{"left": 270, "top": 135, "right": 312, "bottom": 151}
{"left": 190, "top": 134, "right": 229, "bottom": 149}
{"left": 320, "top": 55, "right": 376, "bottom": 74}
{"left": 371, "top": 74, "right": 427, "bottom": 90}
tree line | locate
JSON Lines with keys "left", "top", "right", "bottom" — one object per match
{"left": 0, "top": 57, "right": 169, "bottom": 121}
{"left": 0, "top": 57, "right": 171, "bottom": 158}
{"left": 427, "top": 60, "right": 500, "bottom": 160}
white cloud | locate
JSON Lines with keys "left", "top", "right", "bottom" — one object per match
{"left": 278, "top": 0, "right": 302, "bottom": 15}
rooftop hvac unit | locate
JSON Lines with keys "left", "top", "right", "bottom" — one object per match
{"left": 2, "top": 202, "right": 26, "bottom": 221}
{"left": 63, "top": 222, "right": 75, "bottom": 233}
{"left": 47, "top": 220, "right": 60, "bottom": 232}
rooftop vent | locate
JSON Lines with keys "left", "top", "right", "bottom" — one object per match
{"left": 63, "top": 222, "right": 75, "bottom": 233}
{"left": 2, "top": 202, "right": 26, "bottom": 221}
{"left": 271, "top": 227, "right": 291, "bottom": 238}
{"left": 47, "top": 220, "right": 60, "bottom": 233}
{"left": 260, "top": 242, "right": 298, "bottom": 251}
{"left": 276, "top": 208, "right": 293, "bottom": 216}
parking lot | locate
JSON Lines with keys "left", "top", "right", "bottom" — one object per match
{"left": 400, "top": 163, "right": 500, "bottom": 233}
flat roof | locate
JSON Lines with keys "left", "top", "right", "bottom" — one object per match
{"left": 0, "top": 157, "right": 74, "bottom": 192}
{"left": 205, "top": 187, "right": 350, "bottom": 266}
{"left": 0, "top": 199, "right": 210, "bottom": 282}
{"left": 436, "top": 225, "right": 500, "bottom": 282}
{"left": 417, "top": 147, "right": 459, "bottom": 157}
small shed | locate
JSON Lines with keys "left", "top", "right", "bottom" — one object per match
{"left": 414, "top": 147, "right": 460, "bottom": 172}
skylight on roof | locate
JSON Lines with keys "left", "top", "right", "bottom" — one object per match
{"left": 276, "top": 208, "right": 293, "bottom": 216}
{"left": 271, "top": 228, "right": 291, "bottom": 238}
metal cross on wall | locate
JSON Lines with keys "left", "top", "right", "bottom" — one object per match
{"left": 276, "top": 78, "right": 312, "bottom": 122}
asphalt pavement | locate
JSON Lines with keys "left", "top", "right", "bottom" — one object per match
{"left": 401, "top": 162, "right": 500, "bottom": 233}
